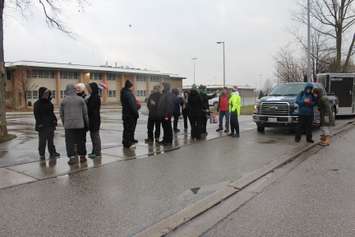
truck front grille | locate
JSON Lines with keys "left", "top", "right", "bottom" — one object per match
{"left": 261, "top": 103, "right": 289, "bottom": 116}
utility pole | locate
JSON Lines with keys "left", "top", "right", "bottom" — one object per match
{"left": 192, "top": 57, "right": 198, "bottom": 85}
{"left": 217, "top": 41, "right": 226, "bottom": 87}
{"left": 307, "top": 0, "right": 312, "bottom": 82}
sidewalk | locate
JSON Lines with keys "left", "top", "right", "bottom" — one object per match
{"left": 204, "top": 125, "right": 355, "bottom": 237}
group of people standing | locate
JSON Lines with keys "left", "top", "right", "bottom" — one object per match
{"left": 121, "top": 82, "right": 243, "bottom": 149}
{"left": 215, "top": 87, "right": 242, "bottom": 137}
{"left": 295, "top": 83, "right": 334, "bottom": 146}
{"left": 34, "top": 82, "right": 102, "bottom": 165}
{"left": 34, "top": 80, "right": 243, "bottom": 164}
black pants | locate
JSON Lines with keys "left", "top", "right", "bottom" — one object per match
{"left": 190, "top": 116, "right": 202, "bottom": 139}
{"left": 230, "top": 112, "right": 240, "bottom": 136}
{"left": 161, "top": 117, "right": 173, "bottom": 144}
{"left": 123, "top": 117, "right": 137, "bottom": 147}
{"left": 296, "top": 115, "right": 313, "bottom": 140}
{"left": 182, "top": 110, "right": 188, "bottom": 130}
{"left": 173, "top": 113, "right": 180, "bottom": 131}
{"left": 90, "top": 130, "right": 102, "bottom": 156}
{"left": 147, "top": 117, "right": 161, "bottom": 140}
{"left": 38, "top": 127, "right": 56, "bottom": 157}
{"left": 65, "top": 129, "right": 87, "bottom": 158}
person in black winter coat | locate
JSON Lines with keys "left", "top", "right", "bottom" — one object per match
{"left": 172, "top": 88, "right": 183, "bottom": 133}
{"left": 121, "top": 80, "right": 139, "bottom": 148}
{"left": 182, "top": 91, "right": 189, "bottom": 131}
{"left": 187, "top": 89, "right": 204, "bottom": 140}
{"left": 199, "top": 85, "right": 216, "bottom": 135}
{"left": 145, "top": 85, "right": 161, "bottom": 143}
{"left": 157, "top": 82, "right": 175, "bottom": 145}
{"left": 34, "top": 87, "right": 60, "bottom": 160}
{"left": 87, "top": 82, "right": 102, "bottom": 158}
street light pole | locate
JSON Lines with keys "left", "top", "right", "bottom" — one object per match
{"left": 192, "top": 57, "right": 198, "bottom": 85}
{"left": 307, "top": 0, "right": 312, "bottom": 82}
{"left": 217, "top": 41, "right": 226, "bottom": 87}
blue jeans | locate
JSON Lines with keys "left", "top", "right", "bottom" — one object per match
{"left": 219, "top": 111, "right": 230, "bottom": 130}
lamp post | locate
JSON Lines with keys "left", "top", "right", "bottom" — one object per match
{"left": 217, "top": 41, "right": 226, "bottom": 87}
{"left": 192, "top": 57, "right": 198, "bottom": 85}
{"left": 307, "top": 0, "right": 312, "bottom": 82}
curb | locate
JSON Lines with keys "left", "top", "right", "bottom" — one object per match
{"left": 133, "top": 119, "right": 355, "bottom": 237}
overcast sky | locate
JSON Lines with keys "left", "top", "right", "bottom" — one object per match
{"left": 4, "top": 0, "right": 301, "bottom": 88}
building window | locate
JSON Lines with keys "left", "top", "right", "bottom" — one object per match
{"left": 108, "top": 90, "right": 116, "bottom": 97}
{"left": 60, "top": 90, "right": 64, "bottom": 98}
{"left": 61, "top": 71, "right": 79, "bottom": 80}
{"left": 136, "top": 90, "right": 146, "bottom": 97}
{"left": 31, "top": 70, "right": 54, "bottom": 79}
{"left": 107, "top": 73, "right": 116, "bottom": 81}
{"left": 151, "top": 76, "right": 161, "bottom": 82}
{"left": 137, "top": 75, "right": 146, "bottom": 82}
{"left": 32, "top": 90, "right": 38, "bottom": 99}
{"left": 51, "top": 90, "right": 56, "bottom": 99}
{"left": 90, "top": 72, "right": 101, "bottom": 81}
{"left": 26, "top": 91, "right": 32, "bottom": 100}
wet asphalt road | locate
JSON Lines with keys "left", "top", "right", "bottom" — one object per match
{"left": 204, "top": 124, "right": 355, "bottom": 237}
{"left": 0, "top": 111, "right": 353, "bottom": 236}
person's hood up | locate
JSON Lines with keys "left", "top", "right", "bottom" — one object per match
{"left": 304, "top": 83, "right": 314, "bottom": 91}
{"left": 124, "top": 80, "right": 133, "bottom": 89}
{"left": 162, "top": 82, "right": 171, "bottom": 93}
{"left": 190, "top": 89, "right": 199, "bottom": 97}
{"left": 64, "top": 84, "right": 77, "bottom": 96}
{"left": 89, "top": 82, "right": 99, "bottom": 95}
{"left": 38, "top": 87, "right": 48, "bottom": 98}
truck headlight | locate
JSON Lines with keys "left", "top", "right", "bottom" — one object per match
{"left": 293, "top": 104, "right": 299, "bottom": 114}
{"left": 254, "top": 102, "right": 260, "bottom": 113}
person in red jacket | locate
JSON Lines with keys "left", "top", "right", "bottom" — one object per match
{"left": 216, "top": 88, "right": 230, "bottom": 133}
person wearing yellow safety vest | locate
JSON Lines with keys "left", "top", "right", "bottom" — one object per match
{"left": 228, "top": 86, "right": 241, "bottom": 138}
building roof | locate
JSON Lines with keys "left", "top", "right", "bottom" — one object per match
{"left": 183, "top": 84, "right": 256, "bottom": 90}
{"left": 5, "top": 60, "right": 185, "bottom": 79}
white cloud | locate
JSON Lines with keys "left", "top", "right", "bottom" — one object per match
{"left": 4, "top": 0, "right": 299, "bottom": 88}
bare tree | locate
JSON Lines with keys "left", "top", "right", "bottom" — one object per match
{"left": 274, "top": 47, "right": 305, "bottom": 83}
{"left": 296, "top": 0, "right": 355, "bottom": 72}
{"left": 0, "top": 0, "right": 86, "bottom": 137}
{"left": 263, "top": 78, "right": 274, "bottom": 95}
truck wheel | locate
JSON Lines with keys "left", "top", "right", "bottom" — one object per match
{"left": 257, "top": 124, "right": 265, "bottom": 133}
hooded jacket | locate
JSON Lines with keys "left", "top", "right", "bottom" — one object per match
{"left": 229, "top": 91, "right": 241, "bottom": 116}
{"left": 187, "top": 89, "right": 203, "bottom": 118}
{"left": 33, "top": 87, "right": 57, "bottom": 131}
{"left": 147, "top": 91, "right": 161, "bottom": 119}
{"left": 120, "top": 80, "right": 139, "bottom": 119}
{"left": 296, "top": 83, "right": 316, "bottom": 116}
{"left": 157, "top": 83, "right": 175, "bottom": 118}
{"left": 87, "top": 82, "right": 101, "bottom": 131}
{"left": 314, "top": 88, "right": 334, "bottom": 127}
{"left": 199, "top": 90, "right": 216, "bottom": 113}
{"left": 60, "top": 84, "right": 89, "bottom": 130}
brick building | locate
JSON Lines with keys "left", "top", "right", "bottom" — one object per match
{"left": 5, "top": 61, "right": 185, "bottom": 109}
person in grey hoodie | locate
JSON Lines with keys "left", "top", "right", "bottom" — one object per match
{"left": 60, "top": 84, "right": 89, "bottom": 165}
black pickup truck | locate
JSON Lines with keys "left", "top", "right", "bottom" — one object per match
{"left": 253, "top": 82, "right": 338, "bottom": 132}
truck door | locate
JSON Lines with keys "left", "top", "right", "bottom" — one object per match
{"left": 330, "top": 77, "right": 353, "bottom": 114}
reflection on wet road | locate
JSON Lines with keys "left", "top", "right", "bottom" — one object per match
{"left": 1, "top": 111, "right": 256, "bottom": 168}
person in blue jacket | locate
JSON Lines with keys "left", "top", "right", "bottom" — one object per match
{"left": 295, "top": 83, "right": 317, "bottom": 143}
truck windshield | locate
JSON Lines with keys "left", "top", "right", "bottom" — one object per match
{"left": 269, "top": 84, "right": 305, "bottom": 96}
